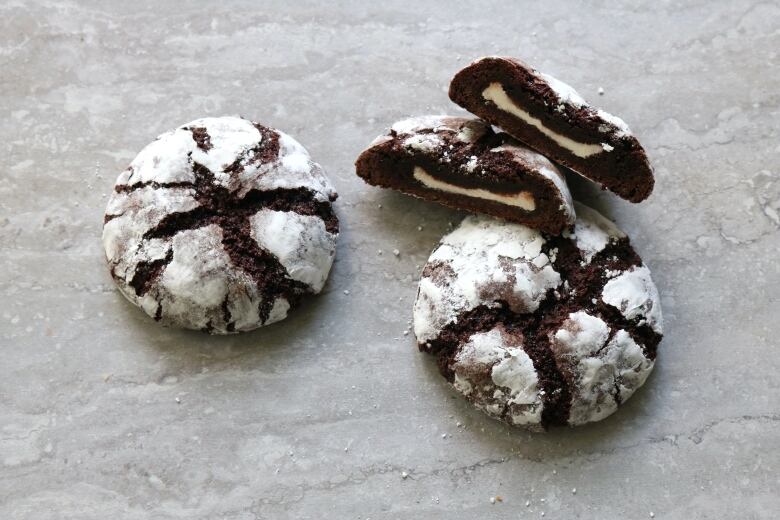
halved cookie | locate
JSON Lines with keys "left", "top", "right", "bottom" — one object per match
{"left": 355, "top": 116, "right": 575, "bottom": 234}
{"left": 449, "top": 57, "right": 654, "bottom": 202}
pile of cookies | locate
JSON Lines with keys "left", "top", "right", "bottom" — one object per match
{"left": 356, "top": 57, "right": 663, "bottom": 430}
{"left": 100, "top": 56, "right": 663, "bottom": 432}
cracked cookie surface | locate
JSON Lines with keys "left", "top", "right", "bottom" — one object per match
{"left": 413, "top": 202, "right": 662, "bottom": 430}
{"left": 102, "top": 116, "right": 338, "bottom": 334}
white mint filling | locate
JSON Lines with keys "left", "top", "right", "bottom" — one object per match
{"left": 413, "top": 166, "right": 535, "bottom": 211}
{"left": 481, "top": 82, "right": 607, "bottom": 158}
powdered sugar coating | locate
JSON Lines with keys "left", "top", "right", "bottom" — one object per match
{"left": 550, "top": 312, "right": 654, "bottom": 425}
{"left": 602, "top": 265, "right": 663, "bottom": 334}
{"left": 249, "top": 209, "right": 337, "bottom": 292}
{"left": 391, "top": 115, "right": 487, "bottom": 143}
{"left": 451, "top": 327, "right": 544, "bottom": 428}
{"left": 103, "top": 116, "right": 338, "bottom": 333}
{"left": 569, "top": 202, "right": 626, "bottom": 263}
{"left": 241, "top": 131, "right": 336, "bottom": 201}
{"left": 413, "top": 215, "right": 561, "bottom": 344}
{"left": 535, "top": 69, "right": 633, "bottom": 138}
{"left": 596, "top": 109, "right": 632, "bottom": 136}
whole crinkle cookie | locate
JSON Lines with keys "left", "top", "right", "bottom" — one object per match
{"left": 413, "top": 202, "right": 662, "bottom": 430}
{"left": 102, "top": 116, "right": 339, "bottom": 334}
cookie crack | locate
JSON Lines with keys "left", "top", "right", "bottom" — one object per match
{"left": 221, "top": 295, "right": 235, "bottom": 333}
{"left": 218, "top": 217, "right": 311, "bottom": 324}
{"left": 129, "top": 248, "right": 173, "bottom": 297}
{"left": 595, "top": 302, "right": 661, "bottom": 360}
{"left": 421, "top": 300, "right": 572, "bottom": 429}
{"left": 114, "top": 180, "right": 195, "bottom": 194}
{"left": 224, "top": 124, "right": 281, "bottom": 175}
{"left": 544, "top": 236, "right": 661, "bottom": 357}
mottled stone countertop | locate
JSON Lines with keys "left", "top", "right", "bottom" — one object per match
{"left": 1, "top": 1, "right": 778, "bottom": 519}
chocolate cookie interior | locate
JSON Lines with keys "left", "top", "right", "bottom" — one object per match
{"left": 449, "top": 57, "right": 654, "bottom": 202}
{"left": 355, "top": 116, "right": 575, "bottom": 234}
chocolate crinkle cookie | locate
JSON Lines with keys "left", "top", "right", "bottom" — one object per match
{"left": 413, "top": 203, "right": 662, "bottom": 430}
{"left": 355, "top": 116, "right": 575, "bottom": 234}
{"left": 102, "top": 116, "right": 339, "bottom": 334}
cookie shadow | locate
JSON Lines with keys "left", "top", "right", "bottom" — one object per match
{"left": 564, "top": 167, "right": 624, "bottom": 218}
{"left": 417, "top": 343, "right": 663, "bottom": 461}
{"left": 115, "top": 275, "right": 340, "bottom": 378}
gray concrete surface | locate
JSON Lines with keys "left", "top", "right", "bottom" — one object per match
{"left": 1, "top": 1, "right": 779, "bottom": 518}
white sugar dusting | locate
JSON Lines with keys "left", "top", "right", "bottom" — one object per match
{"left": 596, "top": 109, "right": 632, "bottom": 136}
{"left": 188, "top": 117, "right": 261, "bottom": 179}
{"left": 250, "top": 209, "right": 337, "bottom": 292}
{"left": 121, "top": 130, "right": 197, "bottom": 186}
{"left": 539, "top": 72, "right": 588, "bottom": 107}
{"left": 391, "top": 115, "right": 454, "bottom": 135}
{"left": 571, "top": 202, "right": 626, "bottom": 263}
{"left": 413, "top": 215, "right": 561, "bottom": 344}
{"left": 451, "top": 328, "right": 543, "bottom": 426}
{"left": 242, "top": 131, "right": 336, "bottom": 201}
{"left": 403, "top": 133, "right": 443, "bottom": 153}
{"left": 602, "top": 265, "right": 663, "bottom": 334}
{"left": 536, "top": 70, "right": 632, "bottom": 137}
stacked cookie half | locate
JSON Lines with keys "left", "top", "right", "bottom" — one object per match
{"left": 355, "top": 57, "right": 663, "bottom": 431}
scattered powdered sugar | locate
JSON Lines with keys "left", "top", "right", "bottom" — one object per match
{"left": 602, "top": 266, "right": 663, "bottom": 334}
{"left": 570, "top": 202, "right": 626, "bottom": 263}
{"left": 413, "top": 215, "right": 561, "bottom": 343}
{"left": 403, "top": 133, "right": 443, "bottom": 153}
